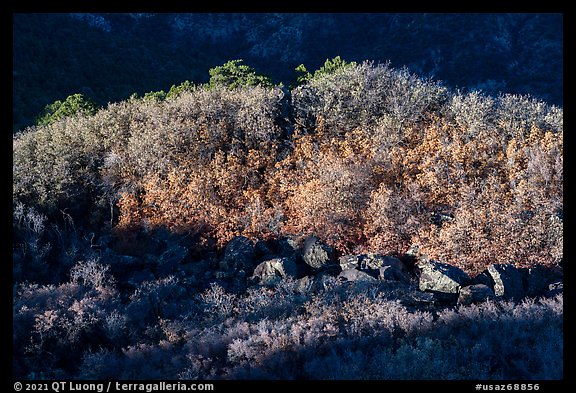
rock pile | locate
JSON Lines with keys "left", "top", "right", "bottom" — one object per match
{"left": 102, "top": 232, "right": 563, "bottom": 308}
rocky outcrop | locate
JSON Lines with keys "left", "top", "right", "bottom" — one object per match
{"left": 99, "top": 235, "right": 562, "bottom": 307}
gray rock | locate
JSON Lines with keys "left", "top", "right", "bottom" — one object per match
{"left": 378, "top": 265, "right": 410, "bottom": 283}
{"left": 160, "top": 245, "right": 189, "bottom": 266}
{"left": 521, "top": 266, "right": 563, "bottom": 298}
{"left": 339, "top": 253, "right": 407, "bottom": 272}
{"left": 547, "top": 279, "right": 563, "bottom": 297}
{"left": 250, "top": 257, "right": 298, "bottom": 286}
{"left": 311, "top": 273, "right": 338, "bottom": 292}
{"left": 277, "top": 234, "right": 307, "bottom": 256}
{"left": 487, "top": 264, "right": 524, "bottom": 299}
{"left": 400, "top": 290, "right": 436, "bottom": 308}
{"left": 339, "top": 254, "right": 359, "bottom": 270}
{"left": 219, "top": 236, "right": 255, "bottom": 272}
{"left": 338, "top": 268, "right": 378, "bottom": 283}
{"left": 457, "top": 284, "right": 495, "bottom": 305}
{"left": 302, "top": 236, "right": 336, "bottom": 270}
{"left": 417, "top": 260, "right": 470, "bottom": 294}
{"left": 295, "top": 275, "right": 314, "bottom": 294}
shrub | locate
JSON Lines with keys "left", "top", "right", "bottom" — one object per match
{"left": 281, "top": 148, "right": 374, "bottom": 252}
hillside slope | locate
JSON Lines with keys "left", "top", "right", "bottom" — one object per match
{"left": 13, "top": 13, "right": 563, "bottom": 132}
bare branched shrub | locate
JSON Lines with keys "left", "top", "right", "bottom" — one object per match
{"left": 200, "top": 283, "right": 237, "bottom": 319}
{"left": 69, "top": 259, "right": 115, "bottom": 290}
{"left": 292, "top": 61, "right": 446, "bottom": 138}
{"left": 364, "top": 181, "right": 427, "bottom": 255}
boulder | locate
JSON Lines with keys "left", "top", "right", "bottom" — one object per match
{"left": 457, "top": 284, "right": 495, "bottom": 305}
{"left": 160, "top": 245, "right": 189, "bottom": 265}
{"left": 484, "top": 264, "right": 524, "bottom": 300}
{"left": 250, "top": 257, "right": 298, "bottom": 286}
{"left": 520, "top": 266, "right": 563, "bottom": 298}
{"left": 219, "top": 236, "right": 255, "bottom": 272}
{"left": 547, "top": 280, "right": 563, "bottom": 297}
{"left": 417, "top": 259, "right": 470, "bottom": 294}
{"left": 339, "top": 253, "right": 407, "bottom": 273}
{"left": 276, "top": 234, "right": 307, "bottom": 257}
{"left": 378, "top": 265, "right": 411, "bottom": 283}
{"left": 337, "top": 268, "right": 378, "bottom": 283}
{"left": 339, "top": 255, "right": 359, "bottom": 270}
{"left": 302, "top": 236, "right": 336, "bottom": 270}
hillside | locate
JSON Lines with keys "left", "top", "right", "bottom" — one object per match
{"left": 12, "top": 13, "right": 563, "bottom": 132}
{"left": 12, "top": 58, "right": 563, "bottom": 380}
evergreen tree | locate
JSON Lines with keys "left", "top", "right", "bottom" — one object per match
{"left": 208, "top": 60, "right": 273, "bottom": 89}
{"left": 36, "top": 93, "right": 99, "bottom": 126}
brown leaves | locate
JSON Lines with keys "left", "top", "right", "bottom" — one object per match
{"left": 104, "top": 76, "right": 561, "bottom": 275}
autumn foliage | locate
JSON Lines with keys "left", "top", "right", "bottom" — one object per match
{"left": 13, "top": 61, "right": 563, "bottom": 276}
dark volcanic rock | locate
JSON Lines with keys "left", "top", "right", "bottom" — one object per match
{"left": 219, "top": 236, "right": 256, "bottom": 272}
{"left": 520, "top": 265, "right": 563, "bottom": 298}
{"left": 339, "top": 253, "right": 407, "bottom": 273}
{"left": 485, "top": 264, "right": 524, "bottom": 300}
{"left": 457, "top": 284, "right": 495, "bottom": 305}
{"left": 378, "top": 265, "right": 411, "bottom": 283}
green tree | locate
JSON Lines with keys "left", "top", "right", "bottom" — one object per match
{"left": 142, "top": 90, "right": 167, "bottom": 101}
{"left": 293, "top": 64, "right": 312, "bottom": 87}
{"left": 208, "top": 60, "right": 273, "bottom": 89}
{"left": 292, "top": 57, "right": 356, "bottom": 88}
{"left": 313, "top": 56, "right": 356, "bottom": 79}
{"left": 166, "top": 80, "right": 194, "bottom": 99}
{"left": 36, "top": 93, "right": 99, "bottom": 127}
